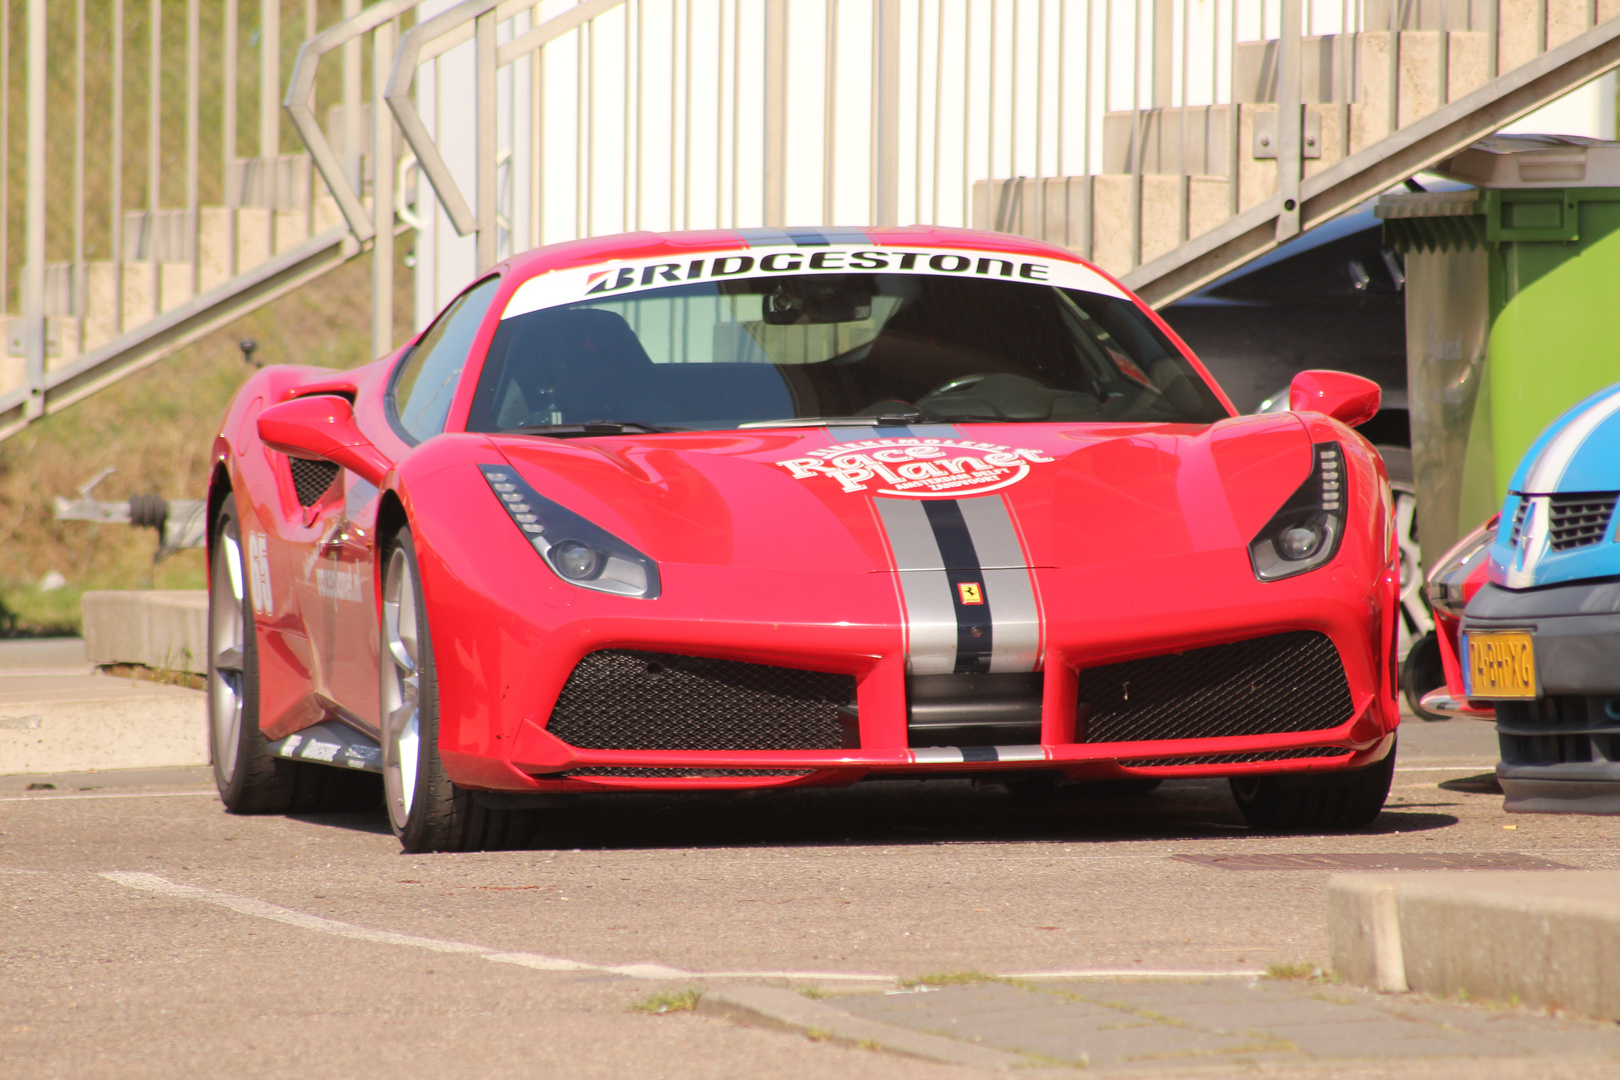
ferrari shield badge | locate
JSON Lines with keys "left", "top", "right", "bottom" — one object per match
{"left": 775, "top": 437, "right": 1054, "bottom": 498}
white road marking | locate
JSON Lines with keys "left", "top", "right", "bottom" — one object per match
{"left": 100, "top": 871, "right": 1260, "bottom": 983}
{"left": 0, "top": 790, "right": 215, "bottom": 802}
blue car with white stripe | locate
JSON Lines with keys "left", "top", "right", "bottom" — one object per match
{"left": 1465, "top": 383, "right": 1620, "bottom": 813}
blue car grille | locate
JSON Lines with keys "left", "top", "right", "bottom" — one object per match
{"left": 1547, "top": 492, "right": 1617, "bottom": 551}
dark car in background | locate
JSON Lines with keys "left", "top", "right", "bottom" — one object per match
{"left": 1160, "top": 196, "right": 1443, "bottom": 714}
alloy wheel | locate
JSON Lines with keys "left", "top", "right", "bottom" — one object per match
{"left": 209, "top": 529, "right": 247, "bottom": 785}
{"left": 381, "top": 546, "right": 422, "bottom": 832}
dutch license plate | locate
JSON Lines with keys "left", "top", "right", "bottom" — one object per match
{"left": 1466, "top": 631, "right": 1537, "bottom": 699}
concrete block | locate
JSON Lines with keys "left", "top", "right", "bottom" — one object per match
{"left": 83, "top": 261, "right": 119, "bottom": 350}
{"left": 1329, "top": 871, "right": 1620, "bottom": 1019}
{"left": 236, "top": 207, "right": 273, "bottom": 272}
{"left": 1139, "top": 174, "right": 1184, "bottom": 265}
{"left": 1498, "top": 0, "right": 1541, "bottom": 74}
{"left": 1237, "top": 105, "right": 1278, "bottom": 212}
{"left": 81, "top": 590, "right": 209, "bottom": 674}
{"left": 120, "top": 261, "right": 158, "bottom": 333}
{"left": 198, "top": 206, "right": 234, "bottom": 292}
{"left": 1548, "top": 0, "right": 1590, "bottom": 49}
{"left": 274, "top": 209, "right": 308, "bottom": 255}
{"left": 1090, "top": 174, "right": 1133, "bottom": 275}
{"left": 159, "top": 262, "right": 194, "bottom": 314}
{"left": 0, "top": 325, "right": 22, "bottom": 394}
{"left": 45, "top": 316, "right": 80, "bottom": 372}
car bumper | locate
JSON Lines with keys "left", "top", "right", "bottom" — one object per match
{"left": 1463, "top": 581, "right": 1620, "bottom": 814}
{"left": 426, "top": 550, "right": 1398, "bottom": 793}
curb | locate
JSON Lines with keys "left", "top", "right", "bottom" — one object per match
{"left": 696, "top": 984, "right": 1027, "bottom": 1071}
{"left": 1328, "top": 870, "right": 1620, "bottom": 1018}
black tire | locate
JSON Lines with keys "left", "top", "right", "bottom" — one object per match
{"left": 380, "top": 526, "right": 537, "bottom": 853}
{"left": 1401, "top": 630, "right": 1449, "bottom": 721}
{"left": 210, "top": 495, "right": 380, "bottom": 814}
{"left": 1228, "top": 741, "right": 1395, "bottom": 833}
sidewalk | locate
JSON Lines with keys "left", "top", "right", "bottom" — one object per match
{"left": 0, "top": 637, "right": 206, "bottom": 776}
{"left": 705, "top": 974, "right": 1620, "bottom": 1072}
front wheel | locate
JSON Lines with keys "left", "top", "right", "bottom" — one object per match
{"left": 1229, "top": 742, "right": 1395, "bottom": 833}
{"left": 380, "top": 526, "right": 537, "bottom": 853}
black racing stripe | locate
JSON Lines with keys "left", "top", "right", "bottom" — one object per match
{"left": 923, "top": 500, "right": 992, "bottom": 674}
{"left": 734, "top": 227, "right": 796, "bottom": 247}
{"left": 816, "top": 227, "right": 875, "bottom": 245}
{"left": 960, "top": 746, "right": 1000, "bottom": 763}
{"left": 922, "top": 499, "right": 979, "bottom": 568}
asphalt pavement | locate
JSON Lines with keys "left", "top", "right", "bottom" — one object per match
{"left": 5, "top": 697, "right": 1620, "bottom": 1077}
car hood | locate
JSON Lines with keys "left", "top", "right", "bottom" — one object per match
{"left": 1491, "top": 382, "right": 1620, "bottom": 589}
{"left": 491, "top": 415, "right": 1313, "bottom": 573}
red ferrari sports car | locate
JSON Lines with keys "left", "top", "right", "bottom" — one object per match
{"left": 206, "top": 226, "right": 1400, "bottom": 852}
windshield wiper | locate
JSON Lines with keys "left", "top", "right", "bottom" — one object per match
{"left": 739, "top": 413, "right": 936, "bottom": 429}
{"left": 506, "top": 421, "right": 679, "bottom": 437}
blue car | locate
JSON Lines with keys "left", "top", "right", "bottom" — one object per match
{"left": 1464, "top": 384, "right": 1620, "bottom": 813}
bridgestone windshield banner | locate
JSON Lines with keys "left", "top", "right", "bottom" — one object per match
{"left": 501, "top": 246, "right": 1128, "bottom": 321}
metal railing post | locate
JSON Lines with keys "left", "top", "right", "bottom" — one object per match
{"left": 1276, "top": 0, "right": 1304, "bottom": 241}
{"left": 763, "top": 0, "right": 787, "bottom": 228}
{"left": 476, "top": 9, "right": 498, "bottom": 272}
{"left": 373, "top": 18, "right": 396, "bottom": 360}
{"left": 261, "top": 0, "right": 280, "bottom": 159}
{"left": 343, "top": 0, "right": 362, "bottom": 193}
{"left": 874, "top": 0, "right": 900, "bottom": 226}
{"left": 23, "top": 0, "right": 44, "bottom": 418}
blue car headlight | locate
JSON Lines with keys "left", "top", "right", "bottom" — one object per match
{"left": 1249, "top": 442, "right": 1347, "bottom": 582}
{"left": 480, "top": 465, "right": 661, "bottom": 599}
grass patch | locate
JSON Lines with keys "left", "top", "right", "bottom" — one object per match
{"left": 1264, "top": 961, "right": 1320, "bottom": 981}
{"left": 797, "top": 986, "right": 830, "bottom": 1000}
{"left": 0, "top": 246, "right": 414, "bottom": 637}
{"left": 631, "top": 989, "right": 701, "bottom": 1015}
{"left": 898, "top": 971, "right": 1001, "bottom": 990}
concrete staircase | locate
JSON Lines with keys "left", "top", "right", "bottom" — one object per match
{"left": 0, "top": 104, "right": 382, "bottom": 442}
{"left": 974, "top": 0, "right": 1620, "bottom": 300}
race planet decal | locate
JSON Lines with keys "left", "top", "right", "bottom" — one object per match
{"left": 500, "top": 245, "right": 1126, "bottom": 320}
{"left": 776, "top": 437, "right": 1054, "bottom": 498}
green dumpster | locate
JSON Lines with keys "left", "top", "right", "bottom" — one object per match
{"left": 1377, "top": 134, "right": 1620, "bottom": 571}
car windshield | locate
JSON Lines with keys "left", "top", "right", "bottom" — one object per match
{"left": 465, "top": 271, "right": 1228, "bottom": 433}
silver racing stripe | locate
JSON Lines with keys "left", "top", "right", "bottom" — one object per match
{"left": 827, "top": 424, "right": 1042, "bottom": 675}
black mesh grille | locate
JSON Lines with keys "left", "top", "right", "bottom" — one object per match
{"left": 566, "top": 767, "right": 814, "bottom": 778}
{"left": 288, "top": 457, "right": 341, "bottom": 507}
{"left": 1548, "top": 492, "right": 1617, "bottom": 551}
{"left": 1497, "top": 698, "right": 1609, "bottom": 766}
{"left": 546, "top": 650, "right": 855, "bottom": 751}
{"left": 1119, "top": 747, "right": 1352, "bottom": 767}
{"left": 1078, "top": 631, "right": 1353, "bottom": 743}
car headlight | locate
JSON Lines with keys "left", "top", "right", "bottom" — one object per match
{"left": 1249, "top": 442, "right": 1346, "bottom": 582}
{"left": 480, "top": 465, "right": 661, "bottom": 599}
{"left": 1425, "top": 518, "right": 1496, "bottom": 619}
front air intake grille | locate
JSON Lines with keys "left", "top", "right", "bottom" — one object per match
{"left": 1078, "top": 631, "right": 1354, "bottom": 744}
{"left": 1508, "top": 498, "right": 1530, "bottom": 547}
{"left": 546, "top": 650, "right": 855, "bottom": 751}
{"left": 1119, "top": 747, "right": 1352, "bottom": 767}
{"left": 1547, "top": 492, "right": 1617, "bottom": 551}
{"left": 566, "top": 767, "right": 814, "bottom": 778}
{"left": 288, "top": 457, "right": 341, "bottom": 507}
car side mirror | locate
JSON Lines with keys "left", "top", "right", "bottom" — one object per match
{"left": 257, "top": 395, "right": 391, "bottom": 487}
{"left": 1288, "top": 370, "right": 1381, "bottom": 428}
